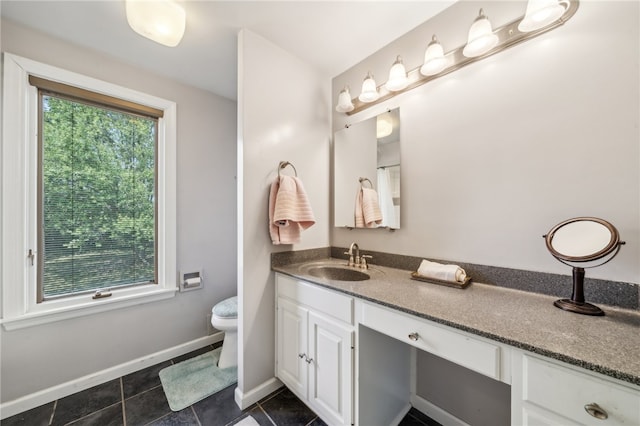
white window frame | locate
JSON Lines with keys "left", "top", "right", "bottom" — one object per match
{"left": 1, "top": 53, "right": 177, "bottom": 330}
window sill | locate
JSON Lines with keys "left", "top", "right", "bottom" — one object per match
{"left": 1, "top": 287, "right": 178, "bottom": 331}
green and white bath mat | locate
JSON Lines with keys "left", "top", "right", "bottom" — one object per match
{"left": 159, "top": 348, "right": 237, "bottom": 411}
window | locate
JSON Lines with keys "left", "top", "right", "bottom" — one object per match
{"left": 1, "top": 54, "right": 177, "bottom": 330}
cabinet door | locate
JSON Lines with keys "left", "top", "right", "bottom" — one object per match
{"left": 308, "top": 311, "right": 354, "bottom": 426}
{"left": 276, "top": 297, "right": 308, "bottom": 399}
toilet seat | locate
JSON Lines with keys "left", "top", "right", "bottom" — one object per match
{"left": 212, "top": 296, "right": 237, "bottom": 319}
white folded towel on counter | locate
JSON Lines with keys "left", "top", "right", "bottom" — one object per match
{"left": 417, "top": 259, "right": 467, "bottom": 283}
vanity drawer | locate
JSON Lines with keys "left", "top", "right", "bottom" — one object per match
{"left": 276, "top": 274, "right": 353, "bottom": 324}
{"left": 522, "top": 355, "right": 640, "bottom": 426}
{"left": 361, "top": 302, "right": 501, "bottom": 380}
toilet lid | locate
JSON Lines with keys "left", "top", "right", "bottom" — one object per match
{"left": 213, "top": 296, "right": 237, "bottom": 319}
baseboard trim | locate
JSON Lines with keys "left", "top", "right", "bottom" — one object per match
{"left": 234, "top": 377, "right": 283, "bottom": 410}
{"left": 390, "top": 403, "right": 412, "bottom": 426}
{"left": 411, "top": 394, "right": 470, "bottom": 426}
{"left": 0, "top": 333, "right": 224, "bottom": 420}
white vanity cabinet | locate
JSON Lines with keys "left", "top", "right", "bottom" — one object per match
{"left": 276, "top": 274, "right": 355, "bottom": 426}
{"left": 512, "top": 352, "right": 640, "bottom": 426}
{"left": 275, "top": 270, "right": 640, "bottom": 426}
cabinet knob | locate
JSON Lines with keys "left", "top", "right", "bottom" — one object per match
{"left": 298, "top": 353, "right": 306, "bottom": 359}
{"left": 408, "top": 332, "right": 419, "bottom": 341}
{"left": 584, "top": 403, "right": 608, "bottom": 420}
{"left": 305, "top": 357, "right": 314, "bottom": 364}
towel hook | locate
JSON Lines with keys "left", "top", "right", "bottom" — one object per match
{"left": 359, "top": 177, "right": 373, "bottom": 188}
{"left": 278, "top": 161, "right": 298, "bottom": 177}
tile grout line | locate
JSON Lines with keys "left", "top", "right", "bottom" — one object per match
{"left": 48, "top": 400, "right": 57, "bottom": 425}
{"left": 120, "top": 377, "right": 127, "bottom": 426}
{"left": 190, "top": 405, "right": 203, "bottom": 426}
{"left": 255, "top": 402, "right": 278, "bottom": 426}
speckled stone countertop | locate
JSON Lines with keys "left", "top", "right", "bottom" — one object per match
{"left": 273, "top": 258, "right": 640, "bottom": 387}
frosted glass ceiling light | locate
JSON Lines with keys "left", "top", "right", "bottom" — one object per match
{"left": 463, "top": 9, "right": 499, "bottom": 58}
{"left": 518, "top": 0, "right": 569, "bottom": 32}
{"left": 420, "top": 35, "right": 448, "bottom": 76}
{"left": 358, "top": 72, "right": 380, "bottom": 103}
{"left": 386, "top": 56, "right": 409, "bottom": 92}
{"left": 335, "top": 86, "right": 355, "bottom": 113}
{"left": 126, "top": 0, "right": 186, "bottom": 47}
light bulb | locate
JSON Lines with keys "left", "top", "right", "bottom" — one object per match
{"left": 420, "top": 35, "right": 448, "bottom": 76}
{"left": 386, "top": 56, "right": 409, "bottom": 92}
{"left": 463, "top": 9, "right": 499, "bottom": 58}
{"left": 518, "top": 0, "right": 569, "bottom": 32}
{"left": 358, "top": 72, "right": 380, "bottom": 103}
{"left": 335, "top": 87, "right": 354, "bottom": 113}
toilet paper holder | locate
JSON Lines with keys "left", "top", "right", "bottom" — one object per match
{"left": 179, "top": 270, "right": 203, "bottom": 292}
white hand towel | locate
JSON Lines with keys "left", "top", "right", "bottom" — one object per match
{"left": 417, "top": 259, "right": 467, "bottom": 283}
{"left": 269, "top": 175, "right": 316, "bottom": 245}
{"left": 355, "top": 187, "right": 382, "bottom": 228}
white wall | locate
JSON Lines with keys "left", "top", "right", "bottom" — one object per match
{"left": 331, "top": 1, "right": 639, "bottom": 285}
{"left": 0, "top": 19, "right": 237, "bottom": 403}
{"left": 237, "top": 30, "right": 330, "bottom": 402}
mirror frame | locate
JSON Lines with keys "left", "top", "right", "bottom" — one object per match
{"left": 544, "top": 217, "right": 620, "bottom": 263}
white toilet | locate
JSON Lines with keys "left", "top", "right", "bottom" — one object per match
{"left": 211, "top": 296, "right": 238, "bottom": 369}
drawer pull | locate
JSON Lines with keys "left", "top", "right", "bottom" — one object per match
{"left": 305, "top": 357, "right": 314, "bottom": 365}
{"left": 408, "top": 332, "right": 419, "bottom": 341}
{"left": 298, "top": 353, "right": 306, "bottom": 359}
{"left": 584, "top": 403, "right": 608, "bottom": 420}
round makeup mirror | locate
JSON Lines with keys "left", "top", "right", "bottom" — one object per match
{"left": 544, "top": 217, "right": 625, "bottom": 316}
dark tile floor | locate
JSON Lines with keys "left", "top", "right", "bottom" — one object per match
{"left": 2, "top": 343, "right": 440, "bottom": 426}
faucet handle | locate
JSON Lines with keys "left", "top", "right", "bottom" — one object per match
{"left": 360, "top": 255, "right": 372, "bottom": 269}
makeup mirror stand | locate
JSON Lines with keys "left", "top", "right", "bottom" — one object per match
{"left": 553, "top": 266, "right": 603, "bottom": 316}
{"left": 544, "top": 217, "right": 625, "bottom": 317}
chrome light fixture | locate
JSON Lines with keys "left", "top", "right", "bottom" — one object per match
{"left": 386, "top": 56, "right": 409, "bottom": 91}
{"left": 335, "top": 87, "right": 355, "bottom": 113}
{"left": 420, "top": 35, "right": 448, "bottom": 76}
{"left": 519, "top": 0, "right": 570, "bottom": 32}
{"left": 359, "top": 72, "right": 380, "bottom": 103}
{"left": 335, "top": 2, "right": 579, "bottom": 115}
{"left": 125, "top": 0, "right": 186, "bottom": 47}
{"left": 463, "top": 9, "right": 499, "bottom": 58}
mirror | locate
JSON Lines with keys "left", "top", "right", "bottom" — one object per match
{"left": 544, "top": 217, "right": 625, "bottom": 316}
{"left": 334, "top": 108, "right": 400, "bottom": 229}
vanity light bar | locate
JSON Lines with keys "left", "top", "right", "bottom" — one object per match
{"left": 338, "top": 1, "right": 579, "bottom": 116}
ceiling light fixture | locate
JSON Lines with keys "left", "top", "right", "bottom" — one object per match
{"left": 335, "top": 1, "right": 579, "bottom": 115}
{"left": 125, "top": 0, "right": 186, "bottom": 47}
{"left": 519, "top": 0, "right": 570, "bottom": 32}
{"left": 358, "top": 72, "right": 380, "bottom": 103}
{"left": 462, "top": 9, "right": 499, "bottom": 58}
{"left": 386, "top": 56, "right": 409, "bottom": 92}
{"left": 420, "top": 35, "right": 448, "bottom": 76}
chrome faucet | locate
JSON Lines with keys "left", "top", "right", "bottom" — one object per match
{"left": 344, "top": 242, "right": 360, "bottom": 267}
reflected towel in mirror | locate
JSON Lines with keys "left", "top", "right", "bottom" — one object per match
{"left": 417, "top": 259, "right": 467, "bottom": 283}
{"left": 355, "top": 187, "right": 382, "bottom": 228}
{"left": 269, "top": 175, "right": 316, "bottom": 244}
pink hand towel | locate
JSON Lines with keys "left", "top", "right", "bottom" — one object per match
{"left": 269, "top": 175, "right": 316, "bottom": 244}
{"left": 355, "top": 187, "right": 382, "bottom": 228}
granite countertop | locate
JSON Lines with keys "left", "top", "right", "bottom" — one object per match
{"left": 273, "top": 258, "right": 640, "bottom": 387}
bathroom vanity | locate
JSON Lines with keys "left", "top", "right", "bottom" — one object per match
{"left": 273, "top": 259, "right": 640, "bottom": 426}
